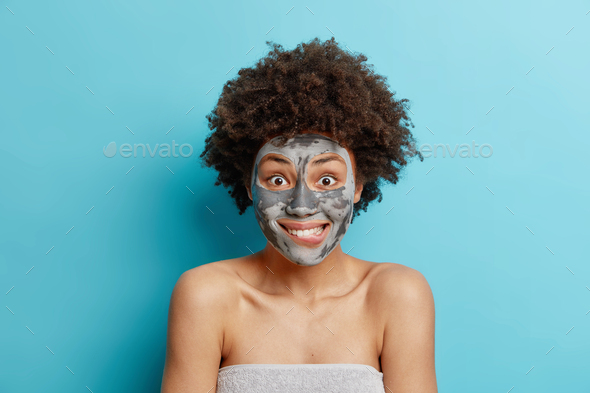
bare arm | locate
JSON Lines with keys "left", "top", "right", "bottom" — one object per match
{"left": 379, "top": 266, "right": 437, "bottom": 392}
{"left": 161, "top": 266, "right": 227, "bottom": 393}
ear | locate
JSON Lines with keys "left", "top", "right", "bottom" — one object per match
{"left": 353, "top": 182, "right": 363, "bottom": 204}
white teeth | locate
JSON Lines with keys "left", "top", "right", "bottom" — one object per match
{"left": 285, "top": 225, "right": 325, "bottom": 237}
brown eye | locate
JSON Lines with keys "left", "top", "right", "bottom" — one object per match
{"left": 269, "top": 175, "right": 286, "bottom": 186}
{"left": 319, "top": 176, "right": 335, "bottom": 187}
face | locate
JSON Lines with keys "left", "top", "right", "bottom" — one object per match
{"left": 250, "top": 134, "right": 357, "bottom": 266}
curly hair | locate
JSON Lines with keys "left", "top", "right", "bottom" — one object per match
{"left": 200, "top": 37, "right": 422, "bottom": 219}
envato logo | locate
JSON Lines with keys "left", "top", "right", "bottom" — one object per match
{"left": 419, "top": 141, "right": 493, "bottom": 158}
{"left": 103, "top": 141, "right": 193, "bottom": 158}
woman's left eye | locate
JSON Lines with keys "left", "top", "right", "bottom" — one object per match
{"left": 318, "top": 176, "right": 336, "bottom": 187}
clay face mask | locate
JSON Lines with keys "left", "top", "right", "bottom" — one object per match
{"left": 251, "top": 134, "right": 356, "bottom": 266}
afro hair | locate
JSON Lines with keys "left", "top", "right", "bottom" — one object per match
{"left": 200, "top": 37, "right": 422, "bottom": 219}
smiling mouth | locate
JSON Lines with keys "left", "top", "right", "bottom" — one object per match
{"left": 277, "top": 221, "right": 330, "bottom": 246}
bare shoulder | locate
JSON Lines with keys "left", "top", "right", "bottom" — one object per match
{"left": 364, "top": 261, "right": 434, "bottom": 316}
{"left": 172, "top": 258, "right": 244, "bottom": 310}
{"left": 367, "top": 262, "right": 437, "bottom": 391}
{"left": 162, "top": 259, "right": 247, "bottom": 392}
{"left": 178, "top": 259, "right": 237, "bottom": 290}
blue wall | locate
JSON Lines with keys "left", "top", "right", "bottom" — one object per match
{"left": 1, "top": 0, "right": 589, "bottom": 391}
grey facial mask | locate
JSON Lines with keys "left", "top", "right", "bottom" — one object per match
{"left": 251, "top": 134, "right": 356, "bottom": 266}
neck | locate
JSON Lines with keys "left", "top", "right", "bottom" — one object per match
{"left": 253, "top": 241, "right": 358, "bottom": 301}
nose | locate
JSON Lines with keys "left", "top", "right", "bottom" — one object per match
{"left": 285, "top": 179, "right": 318, "bottom": 217}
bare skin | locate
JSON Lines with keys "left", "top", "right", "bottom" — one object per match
{"left": 161, "top": 133, "right": 437, "bottom": 392}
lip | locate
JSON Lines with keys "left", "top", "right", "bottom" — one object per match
{"left": 276, "top": 219, "right": 331, "bottom": 247}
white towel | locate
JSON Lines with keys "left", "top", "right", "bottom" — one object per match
{"left": 216, "top": 363, "right": 385, "bottom": 393}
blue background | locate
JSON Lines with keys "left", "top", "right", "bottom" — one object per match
{"left": 1, "top": 0, "right": 589, "bottom": 391}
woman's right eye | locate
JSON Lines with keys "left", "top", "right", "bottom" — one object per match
{"left": 269, "top": 175, "right": 287, "bottom": 186}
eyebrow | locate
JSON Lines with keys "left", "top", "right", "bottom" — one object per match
{"left": 260, "top": 155, "right": 292, "bottom": 166}
{"left": 310, "top": 156, "right": 345, "bottom": 166}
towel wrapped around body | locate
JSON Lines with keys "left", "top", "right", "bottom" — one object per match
{"left": 216, "top": 363, "right": 385, "bottom": 393}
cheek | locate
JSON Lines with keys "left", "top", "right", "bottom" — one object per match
{"left": 254, "top": 187, "right": 288, "bottom": 221}
{"left": 318, "top": 196, "right": 352, "bottom": 220}
{"left": 260, "top": 201, "right": 287, "bottom": 221}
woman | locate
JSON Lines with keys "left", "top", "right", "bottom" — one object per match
{"left": 161, "top": 37, "right": 437, "bottom": 393}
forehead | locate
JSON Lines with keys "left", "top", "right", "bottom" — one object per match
{"left": 255, "top": 134, "right": 349, "bottom": 163}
